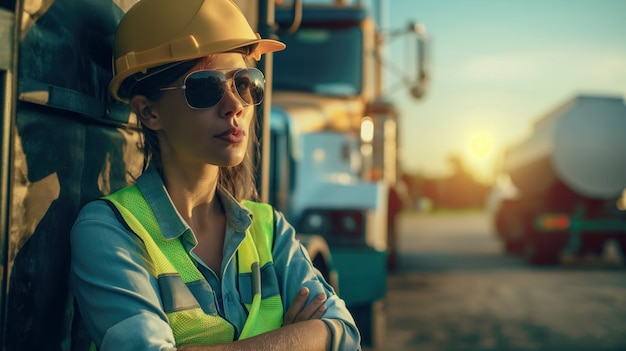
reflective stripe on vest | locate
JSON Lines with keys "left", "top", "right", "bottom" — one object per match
{"left": 103, "top": 185, "right": 283, "bottom": 346}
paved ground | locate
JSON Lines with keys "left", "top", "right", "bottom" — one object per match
{"left": 366, "top": 212, "right": 626, "bottom": 351}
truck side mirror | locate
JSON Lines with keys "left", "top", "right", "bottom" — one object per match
{"left": 410, "top": 22, "right": 429, "bottom": 99}
{"left": 276, "top": 0, "right": 303, "bottom": 36}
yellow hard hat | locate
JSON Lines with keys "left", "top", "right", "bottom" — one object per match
{"left": 109, "top": 0, "right": 286, "bottom": 102}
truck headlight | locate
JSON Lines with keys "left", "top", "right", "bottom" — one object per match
{"left": 301, "top": 211, "right": 330, "bottom": 233}
{"left": 298, "top": 209, "right": 366, "bottom": 247}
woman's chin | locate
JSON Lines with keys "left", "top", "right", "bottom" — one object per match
{"left": 217, "top": 156, "right": 245, "bottom": 168}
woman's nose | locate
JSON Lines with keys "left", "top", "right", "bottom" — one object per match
{"left": 219, "top": 83, "right": 245, "bottom": 118}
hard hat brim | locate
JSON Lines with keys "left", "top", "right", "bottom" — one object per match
{"left": 110, "top": 37, "right": 285, "bottom": 103}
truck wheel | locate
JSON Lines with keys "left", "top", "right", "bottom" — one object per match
{"left": 296, "top": 234, "right": 340, "bottom": 292}
{"left": 580, "top": 235, "right": 607, "bottom": 257}
{"left": 524, "top": 234, "right": 568, "bottom": 265}
{"left": 495, "top": 203, "right": 525, "bottom": 255}
{"left": 350, "top": 300, "right": 386, "bottom": 348}
{"left": 504, "top": 238, "right": 526, "bottom": 256}
{"left": 311, "top": 252, "right": 340, "bottom": 293}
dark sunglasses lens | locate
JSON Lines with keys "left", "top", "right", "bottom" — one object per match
{"left": 184, "top": 71, "right": 226, "bottom": 108}
{"left": 234, "top": 69, "right": 264, "bottom": 105}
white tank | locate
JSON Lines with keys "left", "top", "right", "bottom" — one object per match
{"left": 503, "top": 95, "right": 626, "bottom": 200}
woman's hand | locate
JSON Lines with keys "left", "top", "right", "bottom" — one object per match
{"left": 283, "top": 287, "right": 327, "bottom": 326}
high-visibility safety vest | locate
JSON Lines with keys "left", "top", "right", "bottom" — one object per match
{"left": 103, "top": 185, "right": 284, "bottom": 346}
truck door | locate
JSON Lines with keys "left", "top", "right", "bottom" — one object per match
{"left": 1, "top": 1, "right": 142, "bottom": 349}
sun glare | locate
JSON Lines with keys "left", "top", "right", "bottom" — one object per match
{"left": 469, "top": 132, "right": 492, "bottom": 158}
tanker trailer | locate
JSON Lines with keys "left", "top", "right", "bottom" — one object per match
{"left": 492, "top": 94, "right": 626, "bottom": 265}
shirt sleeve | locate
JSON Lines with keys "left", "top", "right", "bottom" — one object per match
{"left": 271, "top": 209, "right": 362, "bottom": 351}
{"left": 70, "top": 200, "right": 177, "bottom": 351}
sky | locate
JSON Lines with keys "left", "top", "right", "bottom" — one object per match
{"left": 374, "top": 0, "right": 626, "bottom": 184}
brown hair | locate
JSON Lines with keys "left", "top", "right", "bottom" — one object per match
{"left": 126, "top": 53, "right": 259, "bottom": 201}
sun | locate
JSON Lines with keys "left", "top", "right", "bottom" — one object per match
{"left": 469, "top": 132, "right": 492, "bottom": 158}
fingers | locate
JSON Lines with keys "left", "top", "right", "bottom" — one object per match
{"left": 284, "top": 287, "right": 310, "bottom": 325}
{"left": 283, "top": 287, "right": 328, "bottom": 326}
{"left": 296, "top": 291, "right": 327, "bottom": 321}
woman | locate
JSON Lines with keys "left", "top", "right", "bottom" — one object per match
{"left": 70, "top": 0, "right": 361, "bottom": 350}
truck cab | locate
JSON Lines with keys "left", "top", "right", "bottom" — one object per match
{"left": 266, "top": 4, "right": 393, "bottom": 347}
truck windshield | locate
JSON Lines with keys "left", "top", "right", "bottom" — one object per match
{"left": 273, "top": 26, "right": 363, "bottom": 96}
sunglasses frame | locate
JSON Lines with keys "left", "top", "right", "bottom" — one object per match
{"left": 159, "top": 67, "right": 265, "bottom": 109}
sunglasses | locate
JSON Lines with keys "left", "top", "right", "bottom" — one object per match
{"left": 159, "top": 68, "right": 265, "bottom": 109}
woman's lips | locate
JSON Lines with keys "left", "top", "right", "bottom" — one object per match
{"left": 216, "top": 127, "right": 246, "bottom": 143}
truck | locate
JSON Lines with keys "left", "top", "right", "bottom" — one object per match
{"left": 264, "top": 1, "right": 429, "bottom": 346}
{"left": 490, "top": 94, "right": 626, "bottom": 265}
{"left": 0, "top": 0, "right": 428, "bottom": 348}
{"left": 1, "top": 1, "right": 143, "bottom": 349}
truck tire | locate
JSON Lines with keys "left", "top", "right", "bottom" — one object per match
{"left": 351, "top": 300, "right": 386, "bottom": 348}
{"left": 500, "top": 212, "right": 526, "bottom": 256}
{"left": 524, "top": 233, "right": 568, "bottom": 266}
{"left": 494, "top": 201, "right": 526, "bottom": 255}
{"left": 580, "top": 234, "right": 608, "bottom": 257}
{"left": 296, "top": 234, "right": 340, "bottom": 292}
{"left": 504, "top": 238, "right": 526, "bottom": 256}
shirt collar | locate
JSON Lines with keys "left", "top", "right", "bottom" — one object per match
{"left": 135, "top": 165, "right": 253, "bottom": 240}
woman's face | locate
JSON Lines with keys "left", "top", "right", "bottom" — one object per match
{"left": 147, "top": 53, "right": 256, "bottom": 169}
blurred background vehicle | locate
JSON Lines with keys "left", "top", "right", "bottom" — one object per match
{"left": 489, "top": 95, "right": 626, "bottom": 265}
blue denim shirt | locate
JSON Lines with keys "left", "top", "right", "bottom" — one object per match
{"left": 70, "top": 166, "right": 361, "bottom": 351}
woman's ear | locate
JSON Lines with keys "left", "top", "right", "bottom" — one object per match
{"left": 131, "top": 95, "right": 162, "bottom": 131}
